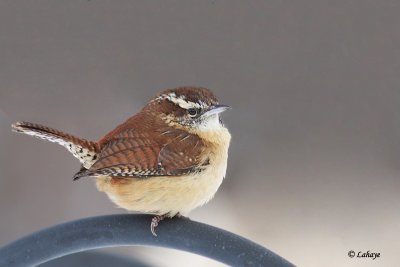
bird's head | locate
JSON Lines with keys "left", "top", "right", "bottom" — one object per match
{"left": 145, "top": 87, "right": 230, "bottom": 132}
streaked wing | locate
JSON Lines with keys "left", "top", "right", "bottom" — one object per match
{"left": 73, "top": 127, "right": 206, "bottom": 179}
{"left": 158, "top": 133, "right": 206, "bottom": 175}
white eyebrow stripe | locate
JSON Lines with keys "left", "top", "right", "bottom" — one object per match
{"left": 155, "top": 92, "right": 208, "bottom": 109}
{"left": 170, "top": 97, "right": 201, "bottom": 109}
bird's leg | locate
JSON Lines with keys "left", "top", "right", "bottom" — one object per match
{"left": 150, "top": 214, "right": 167, "bottom": 236}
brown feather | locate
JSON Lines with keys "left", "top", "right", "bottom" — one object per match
{"left": 73, "top": 112, "right": 207, "bottom": 179}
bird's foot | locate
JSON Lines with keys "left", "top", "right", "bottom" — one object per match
{"left": 150, "top": 214, "right": 167, "bottom": 237}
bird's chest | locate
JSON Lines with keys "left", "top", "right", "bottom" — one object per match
{"left": 175, "top": 144, "right": 229, "bottom": 210}
{"left": 160, "top": 129, "right": 231, "bottom": 214}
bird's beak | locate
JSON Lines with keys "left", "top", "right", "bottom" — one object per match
{"left": 202, "top": 104, "right": 231, "bottom": 117}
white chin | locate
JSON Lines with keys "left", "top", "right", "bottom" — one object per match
{"left": 198, "top": 114, "right": 221, "bottom": 131}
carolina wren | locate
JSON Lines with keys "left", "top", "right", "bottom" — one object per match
{"left": 12, "top": 87, "right": 231, "bottom": 236}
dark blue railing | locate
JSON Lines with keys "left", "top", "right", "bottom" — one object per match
{"left": 0, "top": 214, "right": 295, "bottom": 267}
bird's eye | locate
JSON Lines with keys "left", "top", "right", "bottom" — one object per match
{"left": 187, "top": 108, "right": 198, "bottom": 117}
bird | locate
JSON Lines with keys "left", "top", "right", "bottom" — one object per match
{"left": 11, "top": 86, "right": 231, "bottom": 236}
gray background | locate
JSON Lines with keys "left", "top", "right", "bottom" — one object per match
{"left": 1, "top": 1, "right": 399, "bottom": 266}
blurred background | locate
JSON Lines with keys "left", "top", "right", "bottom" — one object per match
{"left": 1, "top": 1, "right": 399, "bottom": 266}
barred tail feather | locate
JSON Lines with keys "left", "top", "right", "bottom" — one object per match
{"left": 12, "top": 121, "right": 100, "bottom": 168}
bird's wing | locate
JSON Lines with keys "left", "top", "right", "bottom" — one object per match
{"left": 158, "top": 131, "right": 208, "bottom": 175}
{"left": 73, "top": 128, "right": 207, "bottom": 180}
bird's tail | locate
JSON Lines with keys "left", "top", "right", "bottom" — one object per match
{"left": 12, "top": 121, "right": 100, "bottom": 168}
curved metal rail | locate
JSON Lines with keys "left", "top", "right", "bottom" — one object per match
{"left": 0, "top": 214, "right": 295, "bottom": 267}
